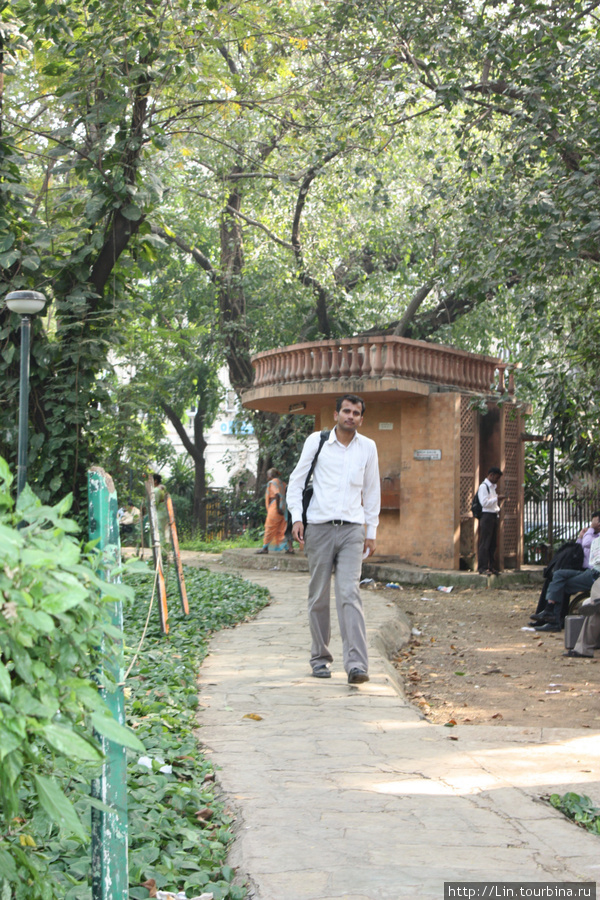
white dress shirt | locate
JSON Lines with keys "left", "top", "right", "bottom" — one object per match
{"left": 589, "top": 535, "right": 600, "bottom": 572}
{"left": 287, "top": 428, "right": 380, "bottom": 539}
{"left": 478, "top": 478, "right": 500, "bottom": 514}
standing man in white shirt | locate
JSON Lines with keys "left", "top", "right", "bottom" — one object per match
{"left": 477, "top": 466, "right": 505, "bottom": 575}
{"left": 287, "top": 394, "right": 380, "bottom": 685}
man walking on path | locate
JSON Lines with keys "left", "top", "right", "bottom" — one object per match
{"left": 287, "top": 394, "right": 380, "bottom": 684}
{"left": 477, "top": 466, "right": 505, "bottom": 575}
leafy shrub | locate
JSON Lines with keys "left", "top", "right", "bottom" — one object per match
{"left": 549, "top": 792, "right": 600, "bottom": 835}
{"left": 0, "top": 458, "right": 136, "bottom": 898}
{"left": 179, "top": 533, "right": 261, "bottom": 552}
{"left": 168, "top": 492, "right": 194, "bottom": 539}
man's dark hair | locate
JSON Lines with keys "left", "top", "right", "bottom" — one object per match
{"left": 592, "top": 510, "right": 600, "bottom": 520}
{"left": 336, "top": 393, "right": 365, "bottom": 415}
{"left": 488, "top": 466, "right": 502, "bottom": 476}
{"left": 152, "top": 473, "right": 162, "bottom": 485}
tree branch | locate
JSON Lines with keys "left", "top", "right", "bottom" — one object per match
{"left": 150, "top": 224, "right": 217, "bottom": 280}
{"left": 463, "top": 79, "right": 527, "bottom": 102}
{"left": 393, "top": 281, "right": 435, "bottom": 336}
{"left": 160, "top": 400, "right": 202, "bottom": 463}
{"left": 224, "top": 204, "right": 293, "bottom": 249}
{"left": 291, "top": 148, "right": 342, "bottom": 337}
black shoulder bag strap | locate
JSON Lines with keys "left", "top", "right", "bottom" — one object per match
{"left": 302, "top": 430, "right": 330, "bottom": 526}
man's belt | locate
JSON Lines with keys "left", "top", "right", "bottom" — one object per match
{"left": 327, "top": 520, "right": 357, "bottom": 526}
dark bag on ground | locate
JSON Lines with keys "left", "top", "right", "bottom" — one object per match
{"left": 564, "top": 615, "right": 585, "bottom": 650}
{"left": 301, "top": 430, "right": 330, "bottom": 527}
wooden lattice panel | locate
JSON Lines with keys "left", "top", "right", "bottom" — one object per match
{"left": 459, "top": 396, "right": 477, "bottom": 518}
{"left": 461, "top": 393, "right": 475, "bottom": 430}
{"left": 503, "top": 411, "right": 520, "bottom": 559}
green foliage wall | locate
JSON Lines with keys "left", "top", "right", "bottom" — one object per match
{"left": 0, "top": 459, "right": 137, "bottom": 898}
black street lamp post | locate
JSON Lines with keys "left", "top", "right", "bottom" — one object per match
{"left": 5, "top": 291, "right": 47, "bottom": 496}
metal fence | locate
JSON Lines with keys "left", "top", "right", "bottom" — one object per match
{"left": 203, "top": 490, "right": 263, "bottom": 541}
{"left": 524, "top": 491, "right": 600, "bottom": 564}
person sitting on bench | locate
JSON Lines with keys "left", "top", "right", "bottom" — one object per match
{"left": 530, "top": 512, "right": 600, "bottom": 627}
{"left": 535, "top": 531, "right": 600, "bottom": 633}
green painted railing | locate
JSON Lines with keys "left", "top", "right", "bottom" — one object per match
{"left": 88, "top": 467, "right": 128, "bottom": 900}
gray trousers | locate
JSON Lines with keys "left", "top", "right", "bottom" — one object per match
{"left": 304, "top": 523, "right": 368, "bottom": 674}
{"left": 546, "top": 567, "right": 596, "bottom": 607}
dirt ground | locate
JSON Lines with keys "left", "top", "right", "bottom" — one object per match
{"left": 371, "top": 582, "right": 600, "bottom": 729}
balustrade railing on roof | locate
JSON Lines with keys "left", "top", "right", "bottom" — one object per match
{"left": 251, "top": 336, "right": 513, "bottom": 395}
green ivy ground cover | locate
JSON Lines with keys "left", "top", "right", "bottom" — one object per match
{"left": 121, "top": 565, "right": 270, "bottom": 900}
{"left": 549, "top": 792, "right": 600, "bottom": 836}
{"left": 3, "top": 555, "right": 269, "bottom": 900}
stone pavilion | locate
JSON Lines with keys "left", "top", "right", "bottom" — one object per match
{"left": 242, "top": 335, "right": 528, "bottom": 571}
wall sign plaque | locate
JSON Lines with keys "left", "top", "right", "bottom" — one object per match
{"left": 414, "top": 449, "right": 442, "bottom": 460}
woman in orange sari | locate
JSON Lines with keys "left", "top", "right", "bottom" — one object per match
{"left": 256, "top": 468, "right": 291, "bottom": 554}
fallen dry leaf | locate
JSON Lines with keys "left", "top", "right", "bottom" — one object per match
{"left": 243, "top": 713, "right": 263, "bottom": 721}
{"left": 195, "top": 808, "right": 214, "bottom": 821}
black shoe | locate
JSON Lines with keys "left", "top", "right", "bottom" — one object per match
{"left": 312, "top": 665, "right": 331, "bottom": 678}
{"left": 531, "top": 604, "right": 559, "bottom": 620}
{"left": 348, "top": 668, "right": 369, "bottom": 684}
{"left": 530, "top": 612, "right": 549, "bottom": 623}
{"left": 534, "top": 622, "right": 561, "bottom": 632}
{"left": 563, "top": 649, "right": 593, "bottom": 658}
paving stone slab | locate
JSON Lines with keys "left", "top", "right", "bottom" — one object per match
{"left": 198, "top": 566, "right": 600, "bottom": 899}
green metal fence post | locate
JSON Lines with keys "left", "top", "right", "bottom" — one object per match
{"left": 88, "top": 466, "right": 129, "bottom": 900}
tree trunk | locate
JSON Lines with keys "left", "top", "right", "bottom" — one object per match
{"left": 160, "top": 400, "right": 207, "bottom": 532}
{"left": 254, "top": 452, "right": 273, "bottom": 498}
{"left": 219, "top": 181, "right": 254, "bottom": 390}
{"left": 192, "top": 406, "right": 208, "bottom": 531}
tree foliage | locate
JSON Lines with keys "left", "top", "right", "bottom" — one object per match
{"left": 3, "top": 0, "right": 600, "bottom": 502}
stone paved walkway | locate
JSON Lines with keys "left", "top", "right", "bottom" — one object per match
{"left": 198, "top": 564, "right": 600, "bottom": 900}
